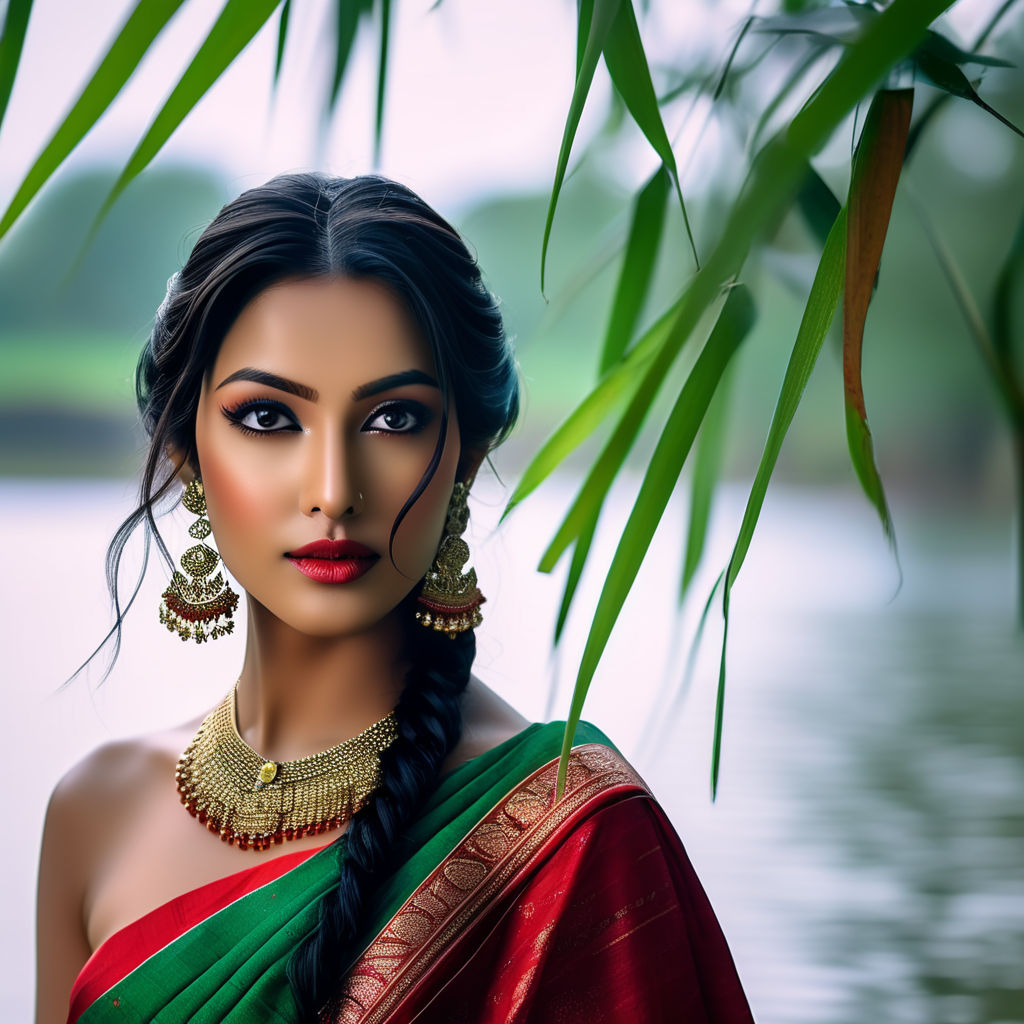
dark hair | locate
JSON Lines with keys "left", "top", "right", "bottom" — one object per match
{"left": 104, "top": 173, "right": 519, "bottom": 1019}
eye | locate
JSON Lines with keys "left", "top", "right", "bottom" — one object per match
{"left": 223, "top": 400, "right": 301, "bottom": 435}
{"left": 363, "top": 401, "right": 430, "bottom": 435}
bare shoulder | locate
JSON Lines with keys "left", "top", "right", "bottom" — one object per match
{"left": 445, "top": 674, "right": 531, "bottom": 771}
{"left": 35, "top": 725, "right": 190, "bottom": 1024}
{"left": 47, "top": 720, "right": 195, "bottom": 832}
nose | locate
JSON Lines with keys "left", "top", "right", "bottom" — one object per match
{"left": 300, "top": 428, "right": 363, "bottom": 520}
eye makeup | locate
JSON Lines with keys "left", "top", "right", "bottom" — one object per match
{"left": 362, "top": 399, "right": 433, "bottom": 435}
{"left": 221, "top": 398, "right": 301, "bottom": 436}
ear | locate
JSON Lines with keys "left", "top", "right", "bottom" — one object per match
{"left": 165, "top": 443, "right": 199, "bottom": 485}
{"left": 457, "top": 444, "right": 489, "bottom": 486}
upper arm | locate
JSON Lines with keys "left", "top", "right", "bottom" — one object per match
{"left": 36, "top": 767, "right": 93, "bottom": 1024}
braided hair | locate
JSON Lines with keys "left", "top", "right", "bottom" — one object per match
{"left": 97, "top": 174, "right": 519, "bottom": 1017}
{"left": 287, "top": 612, "right": 475, "bottom": 1017}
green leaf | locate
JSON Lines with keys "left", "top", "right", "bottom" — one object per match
{"left": 541, "top": 0, "right": 622, "bottom": 293}
{"left": 540, "top": 287, "right": 729, "bottom": 574}
{"left": 90, "top": 0, "right": 282, "bottom": 236}
{"left": 747, "top": 40, "right": 828, "bottom": 155}
{"left": 993, "top": 209, "right": 1024, "bottom": 374}
{"left": 273, "top": 0, "right": 291, "bottom": 86}
{"left": 914, "top": 196, "right": 1024, "bottom": 422}
{"left": 602, "top": 0, "right": 699, "bottom": 267}
{"left": 843, "top": 89, "right": 913, "bottom": 545}
{"left": 914, "top": 47, "right": 1024, "bottom": 139}
{"left": 553, "top": 505, "right": 600, "bottom": 646}
{"left": 711, "top": 206, "right": 848, "bottom": 799}
{"left": 576, "top": 0, "right": 594, "bottom": 78}
{"left": 328, "top": 0, "right": 371, "bottom": 113}
{"left": 754, "top": 6, "right": 877, "bottom": 45}
{"left": 681, "top": 364, "right": 733, "bottom": 603}
{"left": 555, "top": 284, "right": 755, "bottom": 797}
{"left": 916, "top": 27, "right": 1014, "bottom": 69}
{"left": 599, "top": 166, "right": 670, "bottom": 375}
{"left": 0, "top": 0, "right": 32, "bottom": 135}
{"left": 502, "top": 294, "right": 679, "bottom": 519}
{"left": 906, "top": 0, "right": 1019, "bottom": 158}
{"left": 796, "top": 162, "right": 841, "bottom": 250}
{"left": 712, "top": 16, "right": 754, "bottom": 103}
{"left": 374, "top": 0, "right": 391, "bottom": 168}
{"left": 0, "top": 0, "right": 188, "bottom": 241}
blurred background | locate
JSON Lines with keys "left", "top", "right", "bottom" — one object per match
{"left": 2, "top": 0, "right": 1023, "bottom": 1021}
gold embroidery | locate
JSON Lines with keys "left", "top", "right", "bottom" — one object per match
{"left": 327, "top": 743, "right": 646, "bottom": 1024}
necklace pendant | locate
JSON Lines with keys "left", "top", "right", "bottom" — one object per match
{"left": 176, "top": 689, "right": 398, "bottom": 851}
{"left": 256, "top": 761, "right": 278, "bottom": 788}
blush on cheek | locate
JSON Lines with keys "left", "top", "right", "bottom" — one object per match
{"left": 200, "top": 447, "right": 269, "bottom": 536}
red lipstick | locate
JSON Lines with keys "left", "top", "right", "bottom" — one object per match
{"left": 285, "top": 539, "right": 379, "bottom": 584}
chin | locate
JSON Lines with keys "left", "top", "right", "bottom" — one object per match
{"left": 249, "top": 590, "right": 413, "bottom": 639}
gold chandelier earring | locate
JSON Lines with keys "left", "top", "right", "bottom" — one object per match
{"left": 159, "top": 479, "right": 240, "bottom": 643}
{"left": 414, "top": 480, "right": 485, "bottom": 638}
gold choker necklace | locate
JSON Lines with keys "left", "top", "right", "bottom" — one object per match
{"left": 175, "top": 687, "right": 398, "bottom": 852}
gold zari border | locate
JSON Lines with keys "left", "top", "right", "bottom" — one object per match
{"left": 328, "top": 743, "right": 647, "bottom": 1024}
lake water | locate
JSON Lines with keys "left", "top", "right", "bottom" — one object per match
{"left": 2, "top": 476, "right": 1021, "bottom": 1023}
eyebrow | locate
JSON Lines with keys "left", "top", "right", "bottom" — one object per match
{"left": 351, "top": 370, "right": 439, "bottom": 400}
{"left": 215, "top": 368, "right": 439, "bottom": 402}
{"left": 215, "top": 368, "right": 317, "bottom": 401}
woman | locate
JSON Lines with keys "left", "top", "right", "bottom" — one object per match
{"left": 37, "top": 174, "right": 754, "bottom": 1023}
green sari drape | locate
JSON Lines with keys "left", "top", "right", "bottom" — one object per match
{"left": 74, "top": 722, "right": 605, "bottom": 1023}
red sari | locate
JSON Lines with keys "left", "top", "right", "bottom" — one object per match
{"left": 68, "top": 724, "right": 753, "bottom": 1023}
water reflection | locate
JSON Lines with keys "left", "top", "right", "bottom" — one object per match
{"left": 3, "top": 479, "right": 1022, "bottom": 1022}
{"left": 786, "top": 613, "right": 1024, "bottom": 1024}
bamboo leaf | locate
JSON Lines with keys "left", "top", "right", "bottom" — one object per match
{"left": 710, "top": 206, "right": 848, "bottom": 798}
{"left": 0, "top": 0, "right": 188, "bottom": 241}
{"left": 502, "top": 294, "right": 680, "bottom": 519}
{"left": 993, "top": 209, "right": 1024, "bottom": 374}
{"left": 532, "top": 0, "right": 947, "bottom": 797}
{"left": 681, "top": 364, "right": 734, "bottom": 603}
{"left": 652, "top": 569, "right": 723, "bottom": 748}
{"left": 914, "top": 47, "right": 1024, "bottom": 139}
{"left": 906, "top": 0, "right": 1018, "bottom": 158}
{"left": 0, "top": 0, "right": 32, "bottom": 135}
{"left": 602, "top": 0, "right": 699, "bottom": 267}
{"left": 540, "top": 288, "right": 729, "bottom": 574}
{"left": 916, "top": 27, "right": 1014, "bottom": 69}
{"left": 915, "top": 196, "right": 1024, "bottom": 421}
{"left": 843, "top": 88, "right": 913, "bottom": 544}
{"left": 374, "top": 0, "right": 391, "bottom": 167}
{"left": 328, "top": 0, "right": 371, "bottom": 113}
{"left": 90, "top": 0, "right": 282, "bottom": 237}
{"left": 576, "top": 0, "right": 594, "bottom": 78}
{"left": 542, "top": 0, "right": 621, "bottom": 293}
{"left": 796, "top": 162, "right": 841, "bottom": 250}
{"left": 555, "top": 284, "right": 755, "bottom": 797}
{"left": 553, "top": 506, "right": 600, "bottom": 646}
{"left": 747, "top": 41, "right": 826, "bottom": 156}
{"left": 754, "top": 6, "right": 877, "bottom": 45}
{"left": 273, "top": 0, "right": 290, "bottom": 86}
{"left": 599, "top": 166, "right": 670, "bottom": 374}
{"left": 711, "top": 16, "right": 754, "bottom": 103}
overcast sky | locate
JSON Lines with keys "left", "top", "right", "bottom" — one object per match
{"left": 0, "top": 0, "right": 772, "bottom": 215}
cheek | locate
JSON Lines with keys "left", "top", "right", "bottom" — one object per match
{"left": 388, "top": 435, "right": 461, "bottom": 578}
{"left": 195, "top": 412, "right": 282, "bottom": 545}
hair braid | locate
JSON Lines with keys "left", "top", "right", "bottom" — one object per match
{"left": 287, "top": 622, "right": 475, "bottom": 1020}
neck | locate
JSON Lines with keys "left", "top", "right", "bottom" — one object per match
{"left": 234, "top": 596, "right": 411, "bottom": 762}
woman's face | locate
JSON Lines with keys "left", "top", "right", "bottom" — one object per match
{"left": 193, "top": 275, "right": 462, "bottom": 638}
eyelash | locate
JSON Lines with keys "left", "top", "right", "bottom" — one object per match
{"left": 220, "top": 398, "right": 432, "bottom": 437}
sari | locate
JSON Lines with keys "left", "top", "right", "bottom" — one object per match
{"left": 68, "top": 722, "right": 753, "bottom": 1023}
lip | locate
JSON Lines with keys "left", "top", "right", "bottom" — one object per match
{"left": 285, "top": 539, "right": 379, "bottom": 585}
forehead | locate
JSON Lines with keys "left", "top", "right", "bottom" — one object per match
{"left": 210, "top": 276, "right": 436, "bottom": 390}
